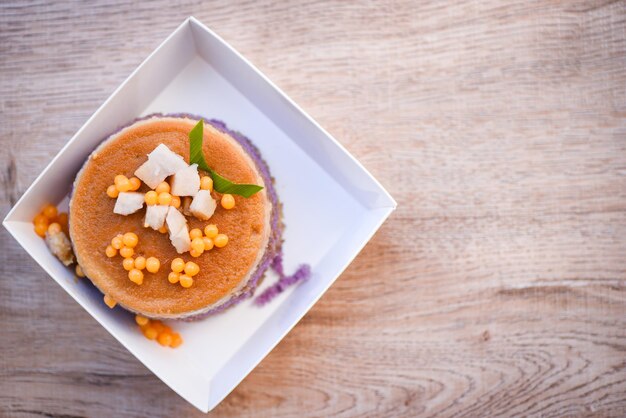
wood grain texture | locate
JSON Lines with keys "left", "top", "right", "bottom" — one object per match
{"left": 1, "top": 0, "right": 626, "bottom": 416}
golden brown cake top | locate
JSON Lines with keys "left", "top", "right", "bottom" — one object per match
{"left": 70, "top": 117, "right": 270, "bottom": 317}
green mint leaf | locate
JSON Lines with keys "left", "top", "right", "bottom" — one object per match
{"left": 189, "top": 119, "right": 211, "bottom": 172}
{"left": 209, "top": 170, "right": 264, "bottom": 198}
{"left": 188, "top": 119, "right": 264, "bottom": 198}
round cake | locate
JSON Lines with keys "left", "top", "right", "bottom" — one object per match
{"left": 69, "top": 115, "right": 280, "bottom": 319}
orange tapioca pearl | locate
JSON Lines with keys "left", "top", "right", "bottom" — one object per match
{"left": 168, "top": 272, "right": 180, "bottom": 284}
{"left": 33, "top": 213, "right": 48, "bottom": 225}
{"left": 184, "top": 262, "right": 199, "bottom": 277}
{"left": 179, "top": 275, "right": 193, "bottom": 288}
{"left": 143, "top": 326, "right": 158, "bottom": 340}
{"left": 221, "top": 194, "right": 235, "bottom": 209}
{"left": 34, "top": 222, "right": 48, "bottom": 238}
{"left": 204, "top": 224, "right": 218, "bottom": 238}
{"left": 56, "top": 212, "right": 69, "bottom": 231}
{"left": 170, "top": 333, "right": 183, "bottom": 348}
{"left": 42, "top": 204, "right": 58, "bottom": 219}
{"left": 105, "top": 245, "right": 117, "bottom": 258}
{"left": 135, "top": 315, "right": 149, "bottom": 326}
{"left": 146, "top": 257, "right": 160, "bottom": 273}
{"left": 103, "top": 294, "right": 117, "bottom": 309}
{"left": 106, "top": 185, "right": 119, "bottom": 198}
{"left": 214, "top": 234, "right": 228, "bottom": 248}
{"left": 128, "top": 269, "right": 144, "bottom": 285}
{"left": 114, "top": 175, "right": 131, "bottom": 192}
{"left": 157, "top": 333, "right": 173, "bottom": 347}
{"left": 129, "top": 177, "right": 141, "bottom": 191}
{"left": 190, "top": 237, "right": 205, "bottom": 254}
{"left": 119, "top": 246, "right": 134, "bottom": 258}
{"left": 170, "top": 258, "right": 185, "bottom": 273}
{"left": 122, "top": 232, "right": 139, "bottom": 248}
{"left": 144, "top": 191, "right": 158, "bottom": 205}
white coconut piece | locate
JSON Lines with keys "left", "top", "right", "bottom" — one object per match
{"left": 148, "top": 144, "right": 188, "bottom": 175}
{"left": 170, "top": 226, "right": 192, "bottom": 254}
{"left": 171, "top": 163, "right": 200, "bottom": 197}
{"left": 45, "top": 230, "right": 74, "bottom": 266}
{"left": 134, "top": 159, "right": 168, "bottom": 189}
{"left": 189, "top": 190, "right": 217, "bottom": 220}
{"left": 166, "top": 207, "right": 191, "bottom": 253}
{"left": 134, "top": 144, "right": 188, "bottom": 189}
{"left": 166, "top": 206, "right": 187, "bottom": 235}
{"left": 143, "top": 205, "right": 170, "bottom": 230}
{"left": 113, "top": 192, "right": 145, "bottom": 215}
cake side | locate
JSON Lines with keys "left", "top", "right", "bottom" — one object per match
{"left": 70, "top": 115, "right": 279, "bottom": 319}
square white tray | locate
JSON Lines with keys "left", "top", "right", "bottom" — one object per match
{"left": 3, "top": 17, "right": 396, "bottom": 412}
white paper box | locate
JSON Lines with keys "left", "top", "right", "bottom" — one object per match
{"left": 3, "top": 17, "right": 396, "bottom": 412}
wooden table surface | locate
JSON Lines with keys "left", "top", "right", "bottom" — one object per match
{"left": 2, "top": 1, "right": 626, "bottom": 417}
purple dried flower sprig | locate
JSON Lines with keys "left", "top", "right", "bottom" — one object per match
{"left": 254, "top": 261, "right": 311, "bottom": 306}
